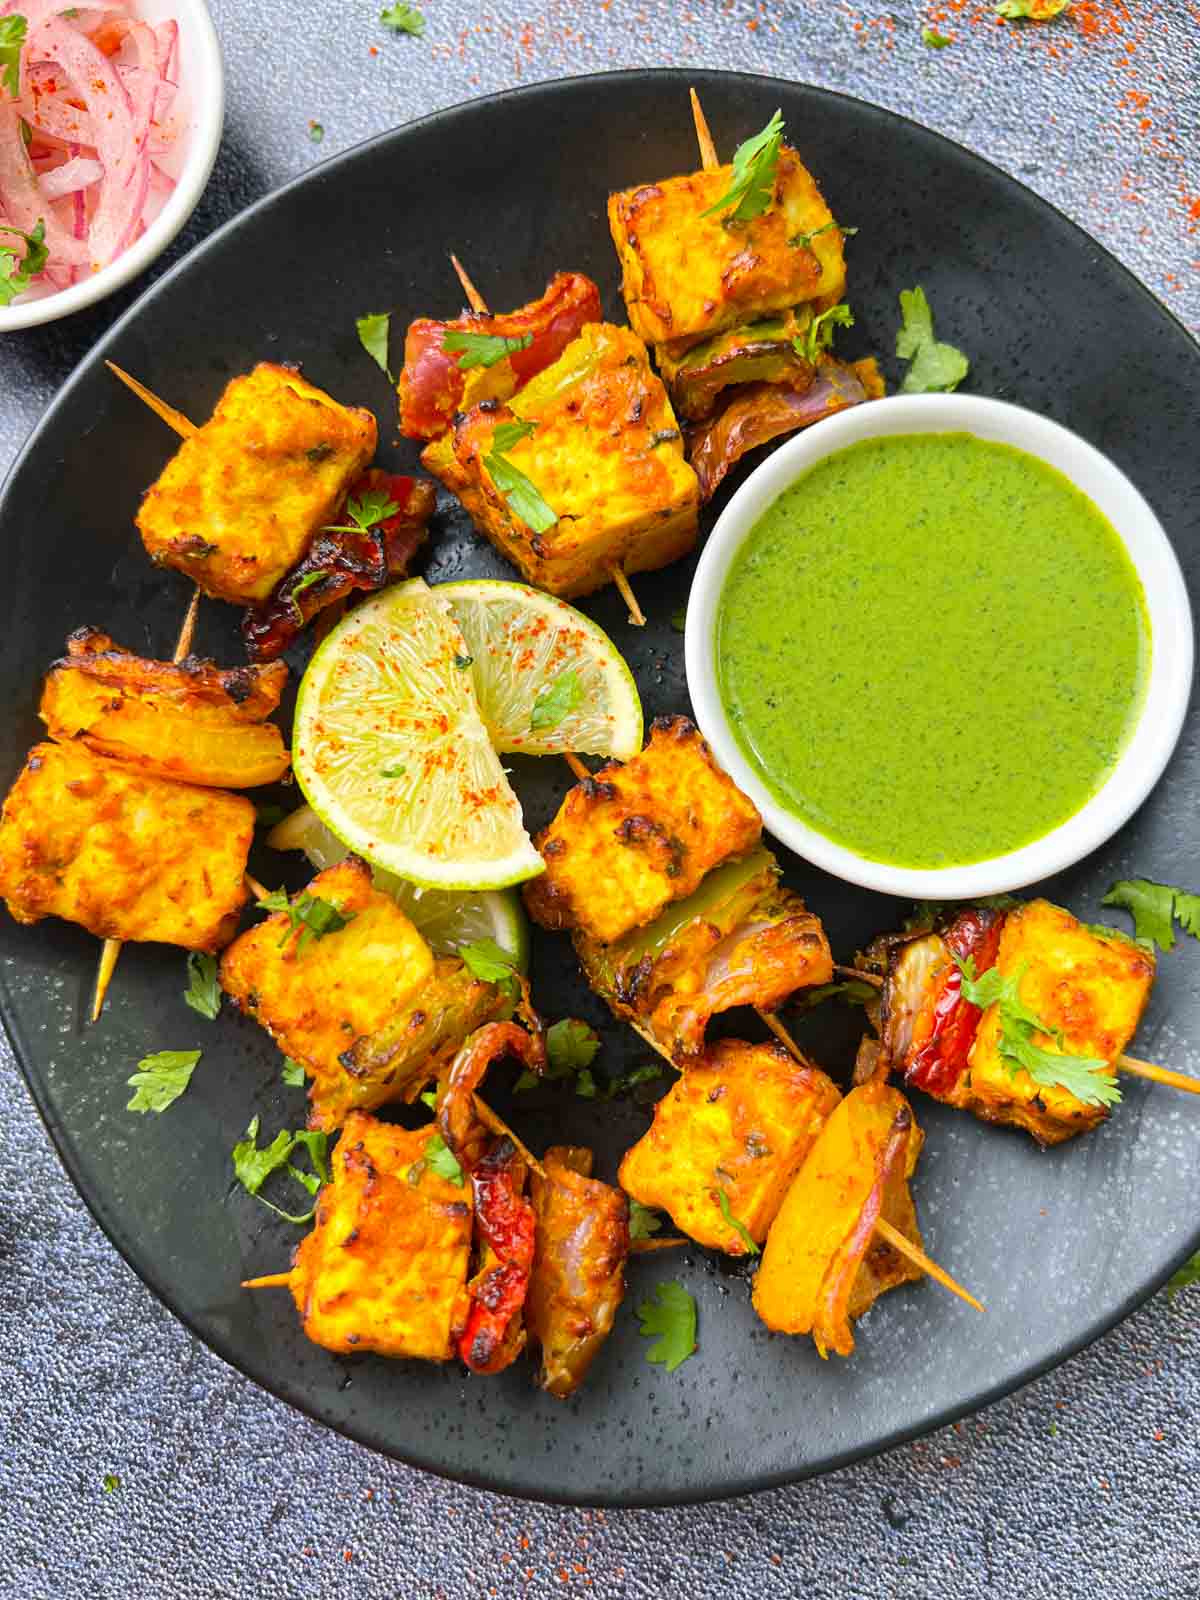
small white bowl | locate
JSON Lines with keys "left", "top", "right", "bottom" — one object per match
{"left": 0, "top": 0, "right": 223, "bottom": 333}
{"left": 685, "top": 393, "right": 1194, "bottom": 900}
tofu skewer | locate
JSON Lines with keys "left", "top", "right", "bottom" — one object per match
{"left": 445, "top": 254, "right": 648, "bottom": 627}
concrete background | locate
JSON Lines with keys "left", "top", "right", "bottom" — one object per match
{"left": 2, "top": 2, "right": 1198, "bottom": 1596}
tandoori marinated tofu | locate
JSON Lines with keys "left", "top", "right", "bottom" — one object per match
{"left": 956, "top": 899, "right": 1154, "bottom": 1145}
{"left": 752, "top": 1078, "right": 924, "bottom": 1357}
{"left": 524, "top": 715, "right": 762, "bottom": 945}
{"left": 136, "top": 363, "right": 377, "bottom": 604}
{"left": 607, "top": 147, "right": 846, "bottom": 350}
{"left": 289, "top": 1112, "right": 473, "bottom": 1361}
{"left": 219, "top": 858, "right": 506, "bottom": 1129}
{"left": 618, "top": 1040, "right": 842, "bottom": 1255}
{"left": 40, "top": 628, "right": 290, "bottom": 789}
{"left": 0, "top": 741, "right": 252, "bottom": 949}
{"left": 576, "top": 846, "right": 833, "bottom": 1063}
{"left": 431, "top": 323, "right": 700, "bottom": 598}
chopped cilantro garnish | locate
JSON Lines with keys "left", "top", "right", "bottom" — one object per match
{"left": 460, "top": 937, "right": 520, "bottom": 995}
{"left": 483, "top": 419, "right": 557, "bottom": 533}
{"left": 183, "top": 952, "right": 221, "bottom": 1021}
{"left": 1102, "top": 878, "right": 1200, "bottom": 952}
{"left": 922, "top": 26, "right": 953, "bottom": 46}
{"left": 102, "top": 1473, "right": 120, "bottom": 1493}
{"left": 380, "top": 2, "right": 425, "bottom": 33}
{"left": 700, "top": 110, "right": 785, "bottom": 225}
{"left": 895, "top": 285, "right": 969, "bottom": 394}
{"left": 0, "top": 16, "right": 27, "bottom": 99}
{"left": 126, "top": 1049, "right": 201, "bottom": 1114}
{"left": 281, "top": 1058, "right": 306, "bottom": 1087}
{"left": 356, "top": 311, "right": 393, "bottom": 380}
{"left": 636, "top": 1280, "right": 698, "bottom": 1372}
{"left": 530, "top": 668, "right": 581, "bottom": 733}
{"left": 546, "top": 1016, "right": 600, "bottom": 1075}
{"left": 284, "top": 569, "right": 327, "bottom": 621}
{"left": 996, "top": 0, "right": 1067, "bottom": 17}
{"left": 713, "top": 1184, "right": 759, "bottom": 1255}
{"left": 325, "top": 487, "right": 400, "bottom": 536}
{"left": 308, "top": 120, "right": 325, "bottom": 144}
{"left": 0, "top": 218, "right": 47, "bottom": 308}
{"left": 231, "top": 1116, "right": 329, "bottom": 1223}
{"left": 628, "top": 1199, "right": 663, "bottom": 1240}
{"left": 788, "top": 219, "right": 858, "bottom": 251}
{"left": 259, "top": 887, "right": 355, "bottom": 952}
{"left": 442, "top": 329, "right": 532, "bottom": 370}
{"left": 796, "top": 302, "right": 854, "bottom": 364}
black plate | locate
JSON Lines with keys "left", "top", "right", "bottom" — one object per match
{"left": 3, "top": 69, "right": 1200, "bottom": 1508}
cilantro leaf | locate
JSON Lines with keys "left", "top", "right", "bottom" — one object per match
{"left": 895, "top": 285, "right": 969, "bottom": 394}
{"left": 443, "top": 329, "right": 533, "bottom": 371}
{"left": 183, "top": 952, "right": 221, "bottom": 1021}
{"left": 1168, "top": 1251, "right": 1200, "bottom": 1298}
{"left": 0, "top": 218, "right": 48, "bottom": 308}
{"left": 922, "top": 26, "right": 953, "bottom": 45}
{"left": 712, "top": 1184, "right": 760, "bottom": 1255}
{"left": 308, "top": 121, "right": 324, "bottom": 145}
{"left": 459, "top": 937, "right": 520, "bottom": 987}
{"left": 789, "top": 219, "right": 858, "bottom": 250}
{"left": 424, "top": 1131, "right": 465, "bottom": 1185}
{"left": 381, "top": 2, "right": 425, "bottom": 33}
{"left": 281, "top": 1058, "right": 306, "bottom": 1087}
{"left": 574, "top": 1067, "right": 598, "bottom": 1099}
{"left": 628, "top": 1199, "right": 663, "bottom": 1240}
{"left": 102, "top": 1473, "right": 120, "bottom": 1494}
{"left": 325, "top": 487, "right": 400, "bottom": 537}
{"left": 126, "top": 1049, "right": 201, "bottom": 1114}
{"left": 231, "top": 1116, "right": 329, "bottom": 1223}
{"left": 1102, "top": 879, "right": 1182, "bottom": 950}
{"left": 700, "top": 109, "right": 785, "bottom": 225}
{"left": 419, "top": 1088, "right": 438, "bottom": 1109}
{"left": 0, "top": 16, "right": 27, "bottom": 99}
{"left": 530, "top": 668, "right": 582, "bottom": 733}
{"left": 356, "top": 311, "right": 393, "bottom": 381}
{"left": 996, "top": 0, "right": 1067, "bottom": 16}
{"left": 260, "top": 888, "right": 354, "bottom": 952}
{"left": 283, "top": 569, "right": 327, "bottom": 620}
{"left": 545, "top": 1017, "right": 600, "bottom": 1075}
{"left": 483, "top": 421, "right": 557, "bottom": 533}
{"left": 636, "top": 1280, "right": 697, "bottom": 1372}
{"left": 796, "top": 302, "right": 854, "bottom": 364}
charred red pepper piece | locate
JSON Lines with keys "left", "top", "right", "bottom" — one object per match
{"left": 397, "top": 272, "right": 603, "bottom": 441}
{"left": 903, "top": 909, "right": 1006, "bottom": 1096}
{"left": 458, "top": 1138, "right": 537, "bottom": 1374}
{"left": 242, "top": 469, "right": 436, "bottom": 661}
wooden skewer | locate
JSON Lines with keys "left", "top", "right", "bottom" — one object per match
{"left": 474, "top": 1093, "right": 546, "bottom": 1178}
{"left": 244, "top": 872, "right": 272, "bottom": 903}
{"left": 448, "top": 256, "right": 647, "bottom": 628}
{"left": 106, "top": 360, "right": 198, "bottom": 438}
{"left": 564, "top": 752, "right": 590, "bottom": 781}
{"left": 242, "top": 1271, "right": 293, "bottom": 1290}
{"left": 874, "top": 1217, "right": 984, "bottom": 1314}
{"left": 690, "top": 86, "right": 720, "bottom": 171}
{"left": 759, "top": 1008, "right": 812, "bottom": 1065}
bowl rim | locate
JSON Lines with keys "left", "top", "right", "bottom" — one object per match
{"left": 0, "top": 0, "right": 224, "bottom": 334}
{"left": 684, "top": 392, "right": 1195, "bottom": 900}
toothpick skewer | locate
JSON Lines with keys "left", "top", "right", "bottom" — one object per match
{"left": 474, "top": 1093, "right": 547, "bottom": 1178}
{"left": 564, "top": 752, "right": 590, "bottom": 781}
{"left": 447, "top": 256, "right": 647, "bottom": 627}
{"left": 874, "top": 1217, "right": 984, "bottom": 1313}
{"left": 759, "top": 1008, "right": 812, "bottom": 1065}
{"left": 690, "top": 86, "right": 719, "bottom": 171}
{"left": 105, "top": 360, "right": 198, "bottom": 439}
{"left": 244, "top": 872, "right": 272, "bottom": 903}
{"left": 242, "top": 1271, "right": 293, "bottom": 1290}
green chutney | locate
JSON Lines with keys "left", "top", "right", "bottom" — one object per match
{"left": 715, "top": 432, "right": 1150, "bottom": 869}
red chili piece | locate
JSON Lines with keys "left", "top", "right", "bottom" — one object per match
{"left": 458, "top": 1140, "right": 537, "bottom": 1374}
{"left": 905, "top": 909, "right": 1006, "bottom": 1096}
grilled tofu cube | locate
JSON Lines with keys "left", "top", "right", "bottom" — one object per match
{"left": 432, "top": 323, "right": 700, "bottom": 599}
{"left": 527, "top": 1145, "right": 630, "bottom": 1398}
{"left": 608, "top": 147, "right": 846, "bottom": 349}
{"left": 40, "top": 628, "right": 290, "bottom": 789}
{"left": 576, "top": 846, "right": 832, "bottom": 1063}
{"left": 524, "top": 715, "right": 761, "bottom": 945}
{"left": 289, "top": 1112, "right": 472, "bottom": 1360}
{"left": 955, "top": 898, "right": 1154, "bottom": 1145}
{"left": 752, "top": 1080, "right": 924, "bottom": 1357}
{"left": 220, "top": 858, "right": 505, "bottom": 1129}
{"left": 137, "top": 363, "right": 377, "bottom": 604}
{"left": 0, "top": 741, "right": 251, "bottom": 949}
{"left": 618, "top": 1040, "right": 842, "bottom": 1255}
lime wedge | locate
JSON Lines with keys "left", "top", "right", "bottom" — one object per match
{"left": 267, "top": 804, "right": 529, "bottom": 968}
{"left": 292, "top": 578, "right": 544, "bottom": 890}
{"left": 439, "top": 580, "right": 643, "bottom": 758}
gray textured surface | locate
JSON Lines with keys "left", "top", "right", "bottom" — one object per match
{"left": 3, "top": 2, "right": 1200, "bottom": 1596}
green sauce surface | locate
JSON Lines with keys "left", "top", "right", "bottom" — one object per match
{"left": 715, "top": 432, "right": 1150, "bottom": 869}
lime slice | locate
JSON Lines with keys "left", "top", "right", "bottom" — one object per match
{"left": 267, "top": 804, "right": 529, "bottom": 968}
{"left": 292, "top": 578, "right": 544, "bottom": 890}
{"left": 439, "top": 580, "right": 643, "bottom": 758}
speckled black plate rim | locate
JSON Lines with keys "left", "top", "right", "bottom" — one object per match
{"left": 3, "top": 66, "right": 1200, "bottom": 1510}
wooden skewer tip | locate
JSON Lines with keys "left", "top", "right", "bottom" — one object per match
{"left": 564, "top": 753, "right": 590, "bottom": 781}
{"left": 105, "top": 361, "right": 198, "bottom": 439}
{"left": 172, "top": 585, "right": 201, "bottom": 663}
{"left": 874, "top": 1216, "right": 984, "bottom": 1313}
{"left": 690, "top": 87, "right": 719, "bottom": 171}
{"left": 758, "top": 1007, "right": 809, "bottom": 1066}
{"left": 474, "top": 1093, "right": 547, "bottom": 1179}
{"left": 610, "top": 565, "right": 646, "bottom": 627}
{"left": 90, "top": 937, "right": 122, "bottom": 1023}
{"left": 241, "top": 1271, "right": 293, "bottom": 1290}
{"left": 449, "top": 253, "right": 489, "bottom": 315}
{"left": 244, "top": 872, "right": 272, "bottom": 903}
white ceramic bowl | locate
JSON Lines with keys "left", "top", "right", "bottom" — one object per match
{"left": 0, "top": 0, "right": 223, "bottom": 333}
{"left": 685, "top": 393, "right": 1194, "bottom": 900}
